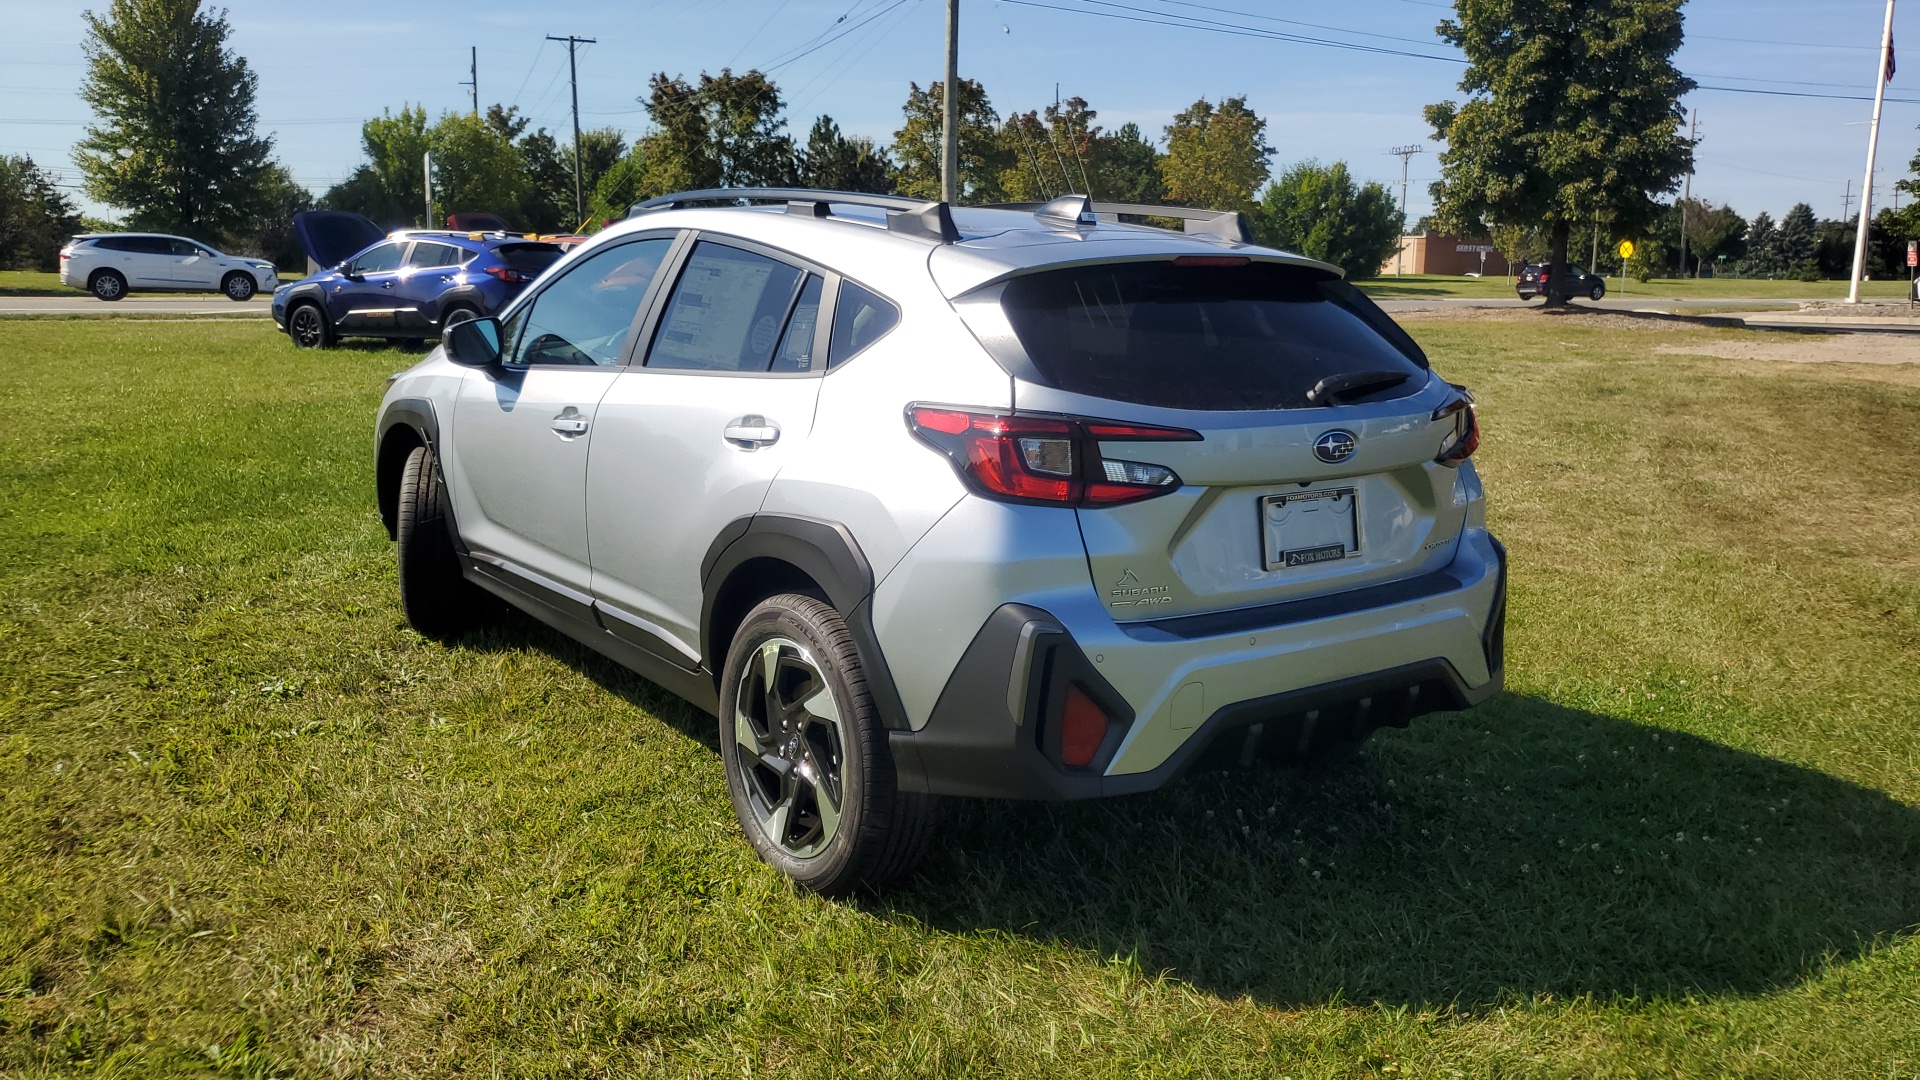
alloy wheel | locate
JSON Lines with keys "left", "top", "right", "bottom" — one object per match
{"left": 290, "top": 305, "right": 324, "bottom": 348}
{"left": 731, "top": 637, "right": 847, "bottom": 860}
{"left": 226, "top": 275, "right": 255, "bottom": 301}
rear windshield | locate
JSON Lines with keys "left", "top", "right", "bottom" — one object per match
{"left": 999, "top": 261, "right": 1429, "bottom": 411}
{"left": 495, "top": 242, "right": 565, "bottom": 273}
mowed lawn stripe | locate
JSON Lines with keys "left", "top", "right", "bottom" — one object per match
{"left": 0, "top": 319, "right": 1915, "bottom": 1078}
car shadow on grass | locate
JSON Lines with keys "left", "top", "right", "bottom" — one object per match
{"left": 874, "top": 691, "right": 1920, "bottom": 1009}
{"left": 460, "top": 617, "right": 1920, "bottom": 1009}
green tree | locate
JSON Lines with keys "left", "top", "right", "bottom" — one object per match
{"left": 587, "top": 147, "right": 648, "bottom": 228}
{"left": 1777, "top": 203, "right": 1817, "bottom": 277}
{"left": 798, "top": 116, "right": 894, "bottom": 194}
{"left": 635, "top": 69, "right": 795, "bottom": 198}
{"left": 324, "top": 106, "right": 430, "bottom": 227}
{"left": 1160, "top": 96, "right": 1272, "bottom": 214}
{"left": 1676, "top": 199, "right": 1743, "bottom": 276}
{"left": 1740, "top": 211, "right": 1781, "bottom": 277}
{"left": 892, "top": 78, "right": 1005, "bottom": 202}
{"left": 1096, "top": 122, "right": 1165, "bottom": 205}
{"left": 570, "top": 128, "right": 629, "bottom": 217}
{"left": 997, "top": 97, "right": 1103, "bottom": 202}
{"left": 74, "top": 0, "right": 276, "bottom": 242}
{"left": 1254, "top": 160, "right": 1404, "bottom": 279}
{"left": 1424, "top": 0, "right": 1695, "bottom": 305}
{"left": 236, "top": 163, "right": 313, "bottom": 269}
{"left": 429, "top": 111, "right": 524, "bottom": 221}
{"left": 0, "top": 156, "right": 83, "bottom": 270}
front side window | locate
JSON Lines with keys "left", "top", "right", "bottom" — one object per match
{"left": 349, "top": 243, "right": 404, "bottom": 276}
{"left": 509, "top": 237, "right": 672, "bottom": 367}
{"left": 647, "top": 242, "right": 808, "bottom": 373}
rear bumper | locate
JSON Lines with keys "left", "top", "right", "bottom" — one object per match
{"left": 890, "top": 531, "right": 1506, "bottom": 801}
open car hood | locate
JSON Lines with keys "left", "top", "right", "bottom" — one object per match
{"left": 292, "top": 211, "right": 386, "bottom": 270}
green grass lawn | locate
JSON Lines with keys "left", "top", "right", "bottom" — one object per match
{"left": 1, "top": 318, "right": 1916, "bottom": 1078}
{"left": 1358, "top": 272, "right": 1917, "bottom": 301}
{"left": 0, "top": 271, "right": 76, "bottom": 297}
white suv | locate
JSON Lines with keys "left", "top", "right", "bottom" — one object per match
{"left": 59, "top": 233, "right": 279, "bottom": 301}
{"left": 373, "top": 189, "right": 1506, "bottom": 894}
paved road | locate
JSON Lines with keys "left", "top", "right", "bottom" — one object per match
{"left": 0, "top": 295, "right": 272, "bottom": 316}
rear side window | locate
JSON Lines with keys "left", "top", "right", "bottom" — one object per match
{"left": 92, "top": 237, "right": 133, "bottom": 252}
{"left": 406, "top": 242, "right": 464, "bottom": 268}
{"left": 647, "top": 242, "right": 807, "bottom": 373}
{"left": 494, "top": 243, "right": 564, "bottom": 273}
{"left": 828, "top": 281, "right": 899, "bottom": 368}
{"left": 999, "top": 261, "right": 1428, "bottom": 411}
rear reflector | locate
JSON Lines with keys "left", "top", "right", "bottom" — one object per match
{"left": 1059, "top": 685, "right": 1110, "bottom": 767}
{"left": 1433, "top": 391, "right": 1479, "bottom": 466}
{"left": 907, "top": 405, "right": 1199, "bottom": 507}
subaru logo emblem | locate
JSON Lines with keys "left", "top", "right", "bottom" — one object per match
{"left": 1313, "top": 430, "right": 1357, "bottom": 464}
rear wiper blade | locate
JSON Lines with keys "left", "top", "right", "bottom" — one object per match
{"left": 1305, "top": 369, "right": 1411, "bottom": 405}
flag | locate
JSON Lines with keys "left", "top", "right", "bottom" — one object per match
{"left": 1888, "top": 32, "right": 1897, "bottom": 83}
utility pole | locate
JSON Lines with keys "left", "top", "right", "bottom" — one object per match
{"left": 548, "top": 33, "right": 597, "bottom": 228}
{"left": 423, "top": 151, "right": 433, "bottom": 228}
{"left": 942, "top": 0, "right": 960, "bottom": 204}
{"left": 461, "top": 46, "right": 477, "bottom": 116}
{"left": 1849, "top": 0, "right": 1896, "bottom": 304}
{"left": 1678, "top": 108, "right": 1696, "bottom": 277}
{"left": 1389, "top": 145, "right": 1422, "bottom": 275}
{"left": 1841, "top": 178, "right": 1855, "bottom": 223}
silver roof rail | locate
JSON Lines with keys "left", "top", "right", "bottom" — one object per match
{"left": 982, "top": 196, "right": 1256, "bottom": 245}
{"left": 629, "top": 187, "right": 961, "bottom": 244}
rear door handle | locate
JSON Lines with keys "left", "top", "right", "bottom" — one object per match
{"left": 722, "top": 415, "right": 780, "bottom": 449}
{"left": 551, "top": 407, "right": 590, "bottom": 438}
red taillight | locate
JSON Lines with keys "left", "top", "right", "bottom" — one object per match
{"left": 906, "top": 406, "right": 1199, "bottom": 507}
{"left": 1433, "top": 392, "right": 1479, "bottom": 466}
{"left": 1059, "top": 685, "right": 1111, "bottom": 767}
{"left": 483, "top": 265, "right": 532, "bottom": 284}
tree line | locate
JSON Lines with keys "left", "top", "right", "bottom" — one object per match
{"left": 6, "top": 0, "right": 1919, "bottom": 289}
{"left": 318, "top": 69, "right": 1406, "bottom": 279}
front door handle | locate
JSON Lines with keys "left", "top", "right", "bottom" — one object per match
{"left": 722, "top": 415, "right": 780, "bottom": 449}
{"left": 551, "top": 406, "right": 590, "bottom": 438}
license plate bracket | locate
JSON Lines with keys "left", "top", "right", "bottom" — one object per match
{"left": 1260, "top": 487, "right": 1359, "bottom": 571}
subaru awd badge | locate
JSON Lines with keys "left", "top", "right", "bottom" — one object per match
{"left": 1313, "top": 429, "right": 1357, "bottom": 464}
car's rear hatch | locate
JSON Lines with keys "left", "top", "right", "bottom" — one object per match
{"left": 292, "top": 211, "right": 387, "bottom": 271}
{"left": 951, "top": 256, "right": 1474, "bottom": 625}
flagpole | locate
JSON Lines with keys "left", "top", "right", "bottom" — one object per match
{"left": 1849, "top": 0, "right": 1897, "bottom": 304}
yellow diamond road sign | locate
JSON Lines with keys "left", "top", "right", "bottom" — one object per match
{"left": 1618, "top": 239, "right": 1636, "bottom": 260}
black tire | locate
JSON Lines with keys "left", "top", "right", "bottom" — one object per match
{"left": 719, "top": 594, "right": 934, "bottom": 895}
{"left": 89, "top": 269, "right": 126, "bottom": 302}
{"left": 1589, "top": 282, "right": 1606, "bottom": 301}
{"left": 287, "top": 301, "right": 331, "bottom": 349}
{"left": 221, "top": 271, "right": 257, "bottom": 302}
{"left": 395, "top": 444, "right": 487, "bottom": 640}
{"left": 441, "top": 305, "right": 478, "bottom": 329}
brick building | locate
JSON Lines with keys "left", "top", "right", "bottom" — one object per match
{"left": 1379, "top": 232, "right": 1511, "bottom": 277}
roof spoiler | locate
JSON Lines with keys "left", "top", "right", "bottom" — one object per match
{"left": 981, "top": 195, "right": 1256, "bottom": 244}
{"left": 629, "top": 187, "right": 961, "bottom": 244}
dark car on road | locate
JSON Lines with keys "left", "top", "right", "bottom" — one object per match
{"left": 1516, "top": 262, "right": 1606, "bottom": 301}
{"left": 273, "top": 211, "right": 564, "bottom": 348}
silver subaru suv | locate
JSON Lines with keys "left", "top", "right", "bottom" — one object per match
{"left": 374, "top": 189, "right": 1505, "bottom": 894}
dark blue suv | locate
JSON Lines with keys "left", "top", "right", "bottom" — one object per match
{"left": 273, "top": 211, "right": 564, "bottom": 348}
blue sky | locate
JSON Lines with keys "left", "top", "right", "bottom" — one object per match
{"left": 3, "top": 0, "right": 1913, "bottom": 227}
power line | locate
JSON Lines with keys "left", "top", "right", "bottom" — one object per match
{"left": 547, "top": 34, "right": 598, "bottom": 228}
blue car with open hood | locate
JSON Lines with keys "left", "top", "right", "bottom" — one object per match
{"left": 272, "top": 211, "right": 565, "bottom": 348}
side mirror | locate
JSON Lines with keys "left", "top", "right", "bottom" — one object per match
{"left": 444, "top": 315, "right": 503, "bottom": 369}
{"left": 342, "top": 269, "right": 364, "bottom": 282}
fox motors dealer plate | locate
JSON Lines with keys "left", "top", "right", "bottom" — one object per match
{"left": 1261, "top": 488, "right": 1359, "bottom": 571}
